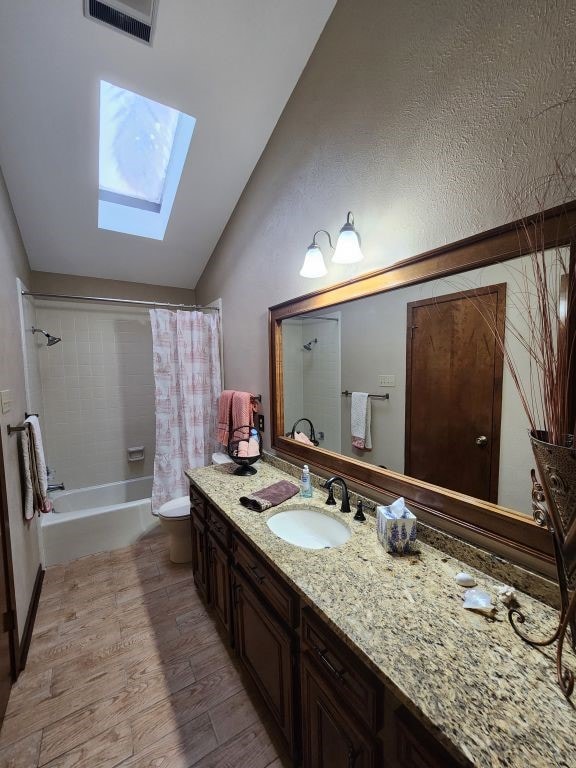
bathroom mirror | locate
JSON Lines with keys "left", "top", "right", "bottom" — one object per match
{"left": 269, "top": 202, "right": 576, "bottom": 572}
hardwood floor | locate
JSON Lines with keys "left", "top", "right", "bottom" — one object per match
{"left": 0, "top": 528, "right": 291, "bottom": 768}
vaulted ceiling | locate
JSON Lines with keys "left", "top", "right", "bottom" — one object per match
{"left": 0, "top": 1, "right": 335, "bottom": 287}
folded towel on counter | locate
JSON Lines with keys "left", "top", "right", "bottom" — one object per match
{"left": 294, "top": 431, "right": 314, "bottom": 446}
{"left": 239, "top": 480, "right": 299, "bottom": 512}
{"left": 351, "top": 392, "right": 372, "bottom": 451}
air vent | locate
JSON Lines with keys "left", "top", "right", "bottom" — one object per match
{"left": 84, "top": 0, "right": 158, "bottom": 45}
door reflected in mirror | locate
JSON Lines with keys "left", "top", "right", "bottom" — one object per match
{"left": 282, "top": 249, "right": 567, "bottom": 517}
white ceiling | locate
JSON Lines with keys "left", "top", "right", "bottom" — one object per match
{"left": 0, "top": 0, "right": 335, "bottom": 288}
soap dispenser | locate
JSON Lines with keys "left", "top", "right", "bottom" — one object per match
{"left": 300, "top": 464, "right": 313, "bottom": 498}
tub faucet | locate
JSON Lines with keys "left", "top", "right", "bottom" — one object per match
{"left": 322, "top": 476, "right": 351, "bottom": 513}
{"left": 47, "top": 483, "right": 65, "bottom": 492}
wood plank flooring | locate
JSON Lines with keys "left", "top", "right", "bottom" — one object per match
{"left": 0, "top": 528, "right": 290, "bottom": 768}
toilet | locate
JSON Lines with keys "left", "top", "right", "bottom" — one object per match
{"left": 212, "top": 451, "right": 234, "bottom": 465}
{"left": 157, "top": 497, "right": 192, "bottom": 563}
{"left": 158, "top": 454, "right": 234, "bottom": 563}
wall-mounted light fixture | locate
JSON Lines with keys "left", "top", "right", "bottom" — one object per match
{"left": 300, "top": 212, "right": 363, "bottom": 278}
{"left": 299, "top": 230, "right": 332, "bottom": 278}
{"left": 332, "top": 211, "right": 363, "bottom": 264}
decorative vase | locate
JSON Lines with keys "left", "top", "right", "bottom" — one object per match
{"left": 508, "top": 430, "right": 576, "bottom": 699}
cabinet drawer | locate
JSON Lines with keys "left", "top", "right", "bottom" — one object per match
{"left": 396, "top": 707, "right": 461, "bottom": 768}
{"left": 207, "top": 503, "right": 231, "bottom": 549}
{"left": 233, "top": 535, "right": 298, "bottom": 627}
{"left": 190, "top": 486, "right": 206, "bottom": 519}
{"left": 302, "top": 607, "right": 381, "bottom": 731}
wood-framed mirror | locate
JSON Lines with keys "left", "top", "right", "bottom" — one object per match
{"left": 269, "top": 202, "right": 576, "bottom": 577}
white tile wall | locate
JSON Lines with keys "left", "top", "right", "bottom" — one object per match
{"left": 301, "top": 317, "right": 341, "bottom": 453}
{"left": 35, "top": 302, "right": 155, "bottom": 490}
{"left": 282, "top": 316, "right": 341, "bottom": 452}
{"left": 21, "top": 294, "right": 44, "bottom": 427}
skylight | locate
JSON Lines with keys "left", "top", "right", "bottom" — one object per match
{"left": 98, "top": 81, "right": 196, "bottom": 240}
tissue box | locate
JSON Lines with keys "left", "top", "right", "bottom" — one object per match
{"left": 377, "top": 497, "right": 417, "bottom": 554}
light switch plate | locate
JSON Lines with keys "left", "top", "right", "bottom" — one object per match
{"left": 0, "top": 390, "right": 12, "bottom": 414}
{"left": 378, "top": 375, "right": 396, "bottom": 387}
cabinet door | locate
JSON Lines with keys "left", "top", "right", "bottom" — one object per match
{"left": 232, "top": 569, "right": 295, "bottom": 756}
{"left": 191, "top": 511, "right": 209, "bottom": 603}
{"left": 208, "top": 533, "right": 232, "bottom": 641}
{"left": 301, "top": 654, "right": 380, "bottom": 768}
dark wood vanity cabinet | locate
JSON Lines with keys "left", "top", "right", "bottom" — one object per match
{"left": 190, "top": 507, "right": 209, "bottom": 603}
{"left": 232, "top": 567, "right": 296, "bottom": 753}
{"left": 207, "top": 532, "right": 233, "bottom": 640}
{"left": 394, "top": 706, "right": 461, "bottom": 768}
{"left": 188, "top": 481, "right": 466, "bottom": 768}
{"left": 300, "top": 607, "right": 382, "bottom": 768}
{"left": 301, "top": 654, "right": 380, "bottom": 768}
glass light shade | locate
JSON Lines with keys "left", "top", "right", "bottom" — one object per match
{"left": 332, "top": 228, "right": 364, "bottom": 264}
{"left": 300, "top": 245, "right": 327, "bottom": 278}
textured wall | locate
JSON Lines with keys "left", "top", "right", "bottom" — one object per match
{"left": 0, "top": 167, "right": 41, "bottom": 640}
{"left": 195, "top": 0, "right": 576, "bottom": 491}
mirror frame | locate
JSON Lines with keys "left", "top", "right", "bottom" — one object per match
{"left": 269, "top": 202, "right": 576, "bottom": 575}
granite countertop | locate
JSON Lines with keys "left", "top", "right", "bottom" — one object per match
{"left": 186, "top": 461, "right": 576, "bottom": 768}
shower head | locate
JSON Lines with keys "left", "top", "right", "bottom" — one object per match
{"left": 32, "top": 327, "right": 61, "bottom": 346}
{"left": 302, "top": 338, "right": 318, "bottom": 351}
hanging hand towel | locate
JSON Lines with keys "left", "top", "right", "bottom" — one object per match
{"left": 19, "top": 428, "right": 35, "bottom": 521}
{"left": 239, "top": 480, "right": 299, "bottom": 512}
{"left": 25, "top": 415, "right": 52, "bottom": 512}
{"left": 351, "top": 392, "right": 372, "bottom": 451}
{"left": 231, "top": 391, "right": 254, "bottom": 440}
{"left": 217, "top": 390, "right": 235, "bottom": 446}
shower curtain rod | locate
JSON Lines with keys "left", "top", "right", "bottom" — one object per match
{"left": 21, "top": 291, "right": 219, "bottom": 312}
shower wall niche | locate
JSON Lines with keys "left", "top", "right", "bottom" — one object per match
{"left": 34, "top": 301, "right": 155, "bottom": 490}
{"left": 282, "top": 314, "right": 341, "bottom": 453}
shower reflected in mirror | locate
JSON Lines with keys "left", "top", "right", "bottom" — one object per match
{"left": 302, "top": 338, "right": 317, "bottom": 351}
{"left": 31, "top": 326, "right": 62, "bottom": 346}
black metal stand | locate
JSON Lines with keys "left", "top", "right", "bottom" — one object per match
{"left": 233, "top": 463, "right": 257, "bottom": 476}
{"left": 508, "top": 471, "right": 576, "bottom": 699}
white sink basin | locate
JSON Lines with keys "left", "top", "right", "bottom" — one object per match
{"left": 267, "top": 508, "right": 351, "bottom": 550}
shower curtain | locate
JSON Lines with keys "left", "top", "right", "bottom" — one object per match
{"left": 150, "top": 309, "right": 221, "bottom": 513}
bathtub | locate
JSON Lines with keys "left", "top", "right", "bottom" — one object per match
{"left": 40, "top": 476, "right": 159, "bottom": 566}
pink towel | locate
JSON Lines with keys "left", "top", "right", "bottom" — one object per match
{"left": 294, "top": 431, "right": 314, "bottom": 447}
{"left": 231, "top": 391, "right": 254, "bottom": 440}
{"left": 217, "top": 390, "right": 235, "bottom": 446}
{"left": 236, "top": 440, "right": 249, "bottom": 458}
{"left": 247, "top": 436, "right": 260, "bottom": 457}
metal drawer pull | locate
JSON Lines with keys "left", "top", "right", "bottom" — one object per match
{"left": 314, "top": 644, "right": 345, "bottom": 681}
{"left": 249, "top": 564, "right": 265, "bottom": 584}
{"left": 233, "top": 583, "right": 242, "bottom": 606}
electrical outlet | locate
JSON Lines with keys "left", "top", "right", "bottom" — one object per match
{"left": 0, "top": 390, "right": 12, "bottom": 414}
{"left": 378, "top": 375, "right": 395, "bottom": 387}
{"left": 257, "top": 414, "right": 265, "bottom": 432}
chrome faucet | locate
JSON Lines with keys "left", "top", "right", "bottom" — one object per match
{"left": 47, "top": 483, "right": 65, "bottom": 492}
{"left": 322, "top": 476, "right": 351, "bottom": 513}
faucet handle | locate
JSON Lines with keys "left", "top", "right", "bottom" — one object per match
{"left": 324, "top": 486, "right": 337, "bottom": 505}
